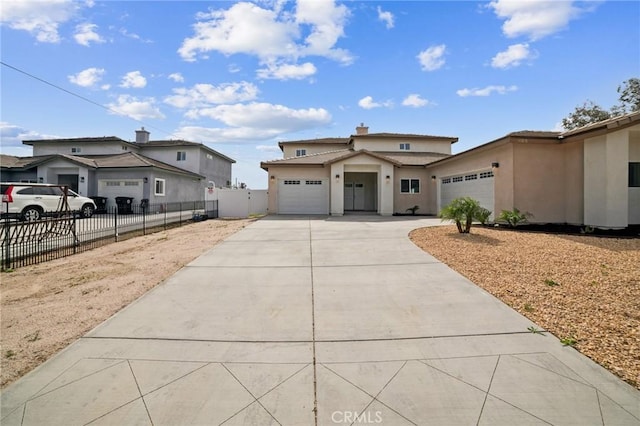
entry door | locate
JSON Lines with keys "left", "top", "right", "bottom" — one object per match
{"left": 58, "top": 174, "right": 79, "bottom": 193}
{"left": 344, "top": 182, "right": 354, "bottom": 210}
{"left": 344, "top": 182, "right": 365, "bottom": 211}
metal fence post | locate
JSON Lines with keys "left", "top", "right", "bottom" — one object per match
{"left": 3, "top": 213, "right": 11, "bottom": 270}
{"left": 114, "top": 205, "right": 119, "bottom": 242}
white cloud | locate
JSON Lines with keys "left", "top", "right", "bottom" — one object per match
{"left": 74, "top": 22, "right": 104, "bottom": 46}
{"left": 358, "top": 96, "right": 393, "bottom": 110}
{"left": 228, "top": 64, "right": 241, "bottom": 73}
{"left": 256, "top": 62, "right": 317, "bottom": 80}
{"left": 178, "top": 1, "right": 352, "bottom": 72}
{"left": 184, "top": 102, "right": 331, "bottom": 133}
{"left": 417, "top": 44, "right": 446, "bottom": 71}
{"left": 119, "top": 71, "right": 147, "bottom": 89}
{"left": 164, "top": 82, "right": 259, "bottom": 109}
{"left": 107, "top": 95, "right": 165, "bottom": 120}
{"left": 377, "top": 6, "right": 394, "bottom": 29}
{"left": 0, "top": 0, "right": 81, "bottom": 43}
{"left": 488, "top": 0, "right": 591, "bottom": 41}
{"left": 491, "top": 43, "right": 537, "bottom": 68}
{"left": 456, "top": 85, "right": 518, "bottom": 97}
{"left": 402, "top": 94, "right": 429, "bottom": 108}
{"left": 68, "top": 67, "right": 105, "bottom": 88}
{"left": 0, "top": 122, "right": 58, "bottom": 149}
{"left": 168, "top": 73, "right": 184, "bottom": 83}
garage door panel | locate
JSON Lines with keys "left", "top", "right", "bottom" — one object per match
{"left": 278, "top": 179, "right": 328, "bottom": 214}
{"left": 440, "top": 171, "right": 494, "bottom": 219}
{"left": 98, "top": 179, "right": 144, "bottom": 209}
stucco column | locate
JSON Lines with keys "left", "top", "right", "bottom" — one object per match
{"left": 330, "top": 163, "right": 344, "bottom": 215}
{"left": 379, "top": 164, "right": 393, "bottom": 216}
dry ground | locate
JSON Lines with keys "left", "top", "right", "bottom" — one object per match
{"left": 410, "top": 225, "right": 640, "bottom": 390}
{"left": 1, "top": 218, "right": 254, "bottom": 388}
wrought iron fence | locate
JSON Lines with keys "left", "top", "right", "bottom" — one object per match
{"left": 1, "top": 199, "right": 218, "bottom": 270}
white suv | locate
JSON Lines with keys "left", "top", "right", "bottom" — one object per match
{"left": 1, "top": 183, "right": 96, "bottom": 221}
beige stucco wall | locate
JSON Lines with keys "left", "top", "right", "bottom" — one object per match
{"left": 629, "top": 130, "right": 640, "bottom": 224}
{"left": 562, "top": 141, "right": 585, "bottom": 225}
{"left": 512, "top": 142, "right": 568, "bottom": 224}
{"left": 265, "top": 166, "right": 330, "bottom": 214}
{"left": 426, "top": 143, "right": 514, "bottom": 217}
{"left": 281, "top": 144, "right": 346, "bottom": 158}
{"left": 393, "top": 167, "right": 431, "bottom": 215}
{"left": 584, "top": 129, "right": 630, "bottom": 228}
{"left": 353, "top": 137, "right": 452, "bottom": 155}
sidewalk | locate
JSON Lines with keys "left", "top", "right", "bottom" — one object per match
{"left": 2, "top": 216, "right": 639, "bottom": 425}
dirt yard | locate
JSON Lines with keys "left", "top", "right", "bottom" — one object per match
{"left": 0, "top": 218, "right": 254, "bottom": 388}
{"left": 410, "top": 225, "right": 640, "bottom": 390}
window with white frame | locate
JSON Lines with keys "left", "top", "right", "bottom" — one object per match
{"left": 71, "top": 147, "right": 81, "bottom": 153}
{"left": 399, "top": 143, "right": 411, "bottom": 150}
{"left": 400, "top": 179, "right": 420, "bottom": 193}
{"left": 296, "top": 149, "right": 306, "bottom": 156}
{"left": 155, "top": 178, "right": 166, "bottom": 196}
{"left": 176, "top": 151, "right": 186, "bottom": 161}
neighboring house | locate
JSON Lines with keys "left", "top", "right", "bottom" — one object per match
{"left": 261, "top": 112, "right": 640, "bottom": 229}
{"left": 1, "top": 128, "right": 235, "bottom": 209}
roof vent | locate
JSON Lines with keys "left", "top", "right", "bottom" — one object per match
{"left": 356, "top": 123, "right": 369, "bottom": 135}
{"left": 135, "top": 127, "right": 150, "bottom": 143}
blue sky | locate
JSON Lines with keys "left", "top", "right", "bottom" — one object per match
{"left": 1, "top": 0, "right": 638, "bottom": 189}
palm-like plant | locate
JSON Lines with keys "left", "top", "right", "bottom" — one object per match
{"left": 439, "top": 197, "right": 482, "bottom": 233}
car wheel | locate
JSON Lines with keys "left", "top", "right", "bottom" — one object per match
{"left": 80, "top": 204, "right": 95, "bottom": 218}
{"left": 21, "top": 206, "right": 42, "bottom": 221}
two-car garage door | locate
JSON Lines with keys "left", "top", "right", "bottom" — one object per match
{"left": 440, "top": 170, "right": 495, "bottom": 217}
{"left": 278, "top": 179, "right": 329, "bottom": 214}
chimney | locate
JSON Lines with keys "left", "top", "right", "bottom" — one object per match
{"left": 356, "top": 122, "right": 368, "bottom": 135}
{"left": 135, "top": 127, "right": 150, "bottom": 143}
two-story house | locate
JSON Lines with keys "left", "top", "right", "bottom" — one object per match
{"left": 1, "top": 128, "right": 235, "bottom": 209}
{"left": 262, "top": 113, "right": 640, "bottom": 230}
{"left": 261, "top": 124, "right": 457, "bottom": 215}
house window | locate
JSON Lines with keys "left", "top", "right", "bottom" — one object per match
{"left": 296, "top": 149, "right": 306, "bottom": 156}
{"left": 400, "top": 143, "right": 411, "bottom": 150}
{"left": 630, "top": 162, "right": 640, "bottom": 187}
{"left": 155, "top": 179, "right": 165, "bottom": 196}
{"left": 122, "top": 145, "right": 128, "bottom": 151}
{"left": 176, "top": 151, "right": 186, "bottom": 161}
{"left": 206, "top": 154, "right": 213, "bottom": 160}
{"left": 400, "top": 179, "right": 420, "bottom": 194}
{"left": 71, "top": 147, "right": 81, "bottom": 153}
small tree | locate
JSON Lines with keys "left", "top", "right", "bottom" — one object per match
{"left": 439, "top": 197, "right": 483, "bottom": 233}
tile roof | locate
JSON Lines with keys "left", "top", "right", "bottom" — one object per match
{"left": 89, "top": 152, "right": 205, "bottom": 178}
{"left": 23, "top": 136, "right": 131, "bottom": 145}
{"left": 260, "top": 149, "right": 449, "bottom": 169}
{"left": 352, "top": 133, "right": 459, "bottom": 142}
{"left": 278, "top": 137, "right": 350, "bottom": 145}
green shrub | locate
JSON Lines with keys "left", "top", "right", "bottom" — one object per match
{"left": 497, "top": 207, "right": 532, "bottom": 228}
{"left": 439, "top": 197, "right": 488, "bottom": 233}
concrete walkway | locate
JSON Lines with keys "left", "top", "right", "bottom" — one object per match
{"left": 2, "top": 216, "right": 639, "bottom": 425}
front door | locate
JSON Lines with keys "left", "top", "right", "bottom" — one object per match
{"left": 344, "top": 182, "right": 365, "bottom": 211}
{"left": 58, "top": 174, "right": 79, "bottom": 193}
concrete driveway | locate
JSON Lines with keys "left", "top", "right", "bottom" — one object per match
{"left": 2, "top": 216, "right": 639, "bottom": 425}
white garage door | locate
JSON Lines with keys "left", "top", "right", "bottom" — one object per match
{"left": 278, "top": 179, "right": 329, "bottom": 214}
{"left": 98, "top": 179, "right": 144, "bottom": 209}
{"left": 440, "top": 170, "right": 494, "bottom": 216}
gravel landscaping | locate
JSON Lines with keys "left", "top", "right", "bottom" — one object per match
{"left": 409, "top": 225, "right": 640, "bottom": 390}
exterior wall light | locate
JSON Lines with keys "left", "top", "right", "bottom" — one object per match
{"left": 38, "top": 177, "right": 44, "bottom": 183}
{"left": 80, "top": 176, "right": 85, "bottom": 183}
{"left": 335, "top": 174, "right": 340, "bottom": 179}
{"left": 386, "top": 175, "right": 390, "bottom": 181}
{"left": 431, "top": 175, "right": 436, "bottom": 180}
{"left": 270, "top": 175, "right": 275, "bottom": 180}
{"left": 143, "top": 177, "right": 148, "bottom": 183}
{"left": 492, "top": 162, "right": 500, "bottom": 168}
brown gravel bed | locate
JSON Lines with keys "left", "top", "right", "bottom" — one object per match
{"left": 409, "top": 225, "right": 640, "bottom": 389}
{"left": 1, "top": 218, "right": 254, "bottom": 388}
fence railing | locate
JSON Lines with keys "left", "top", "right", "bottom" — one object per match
{"left": 1, "top": 199, "right": 218, "bottom": 270}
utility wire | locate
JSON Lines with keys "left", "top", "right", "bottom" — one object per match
{"left": 1, "top": 60, "right": 172, "bottom": 137}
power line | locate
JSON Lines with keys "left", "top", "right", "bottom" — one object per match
{"left": 1, "top": 60, "right": 172, "bottom": 137}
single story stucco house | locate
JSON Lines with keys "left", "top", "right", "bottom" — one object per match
{"left": 261, "top": 111, "right": 640, "bottom": 229}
